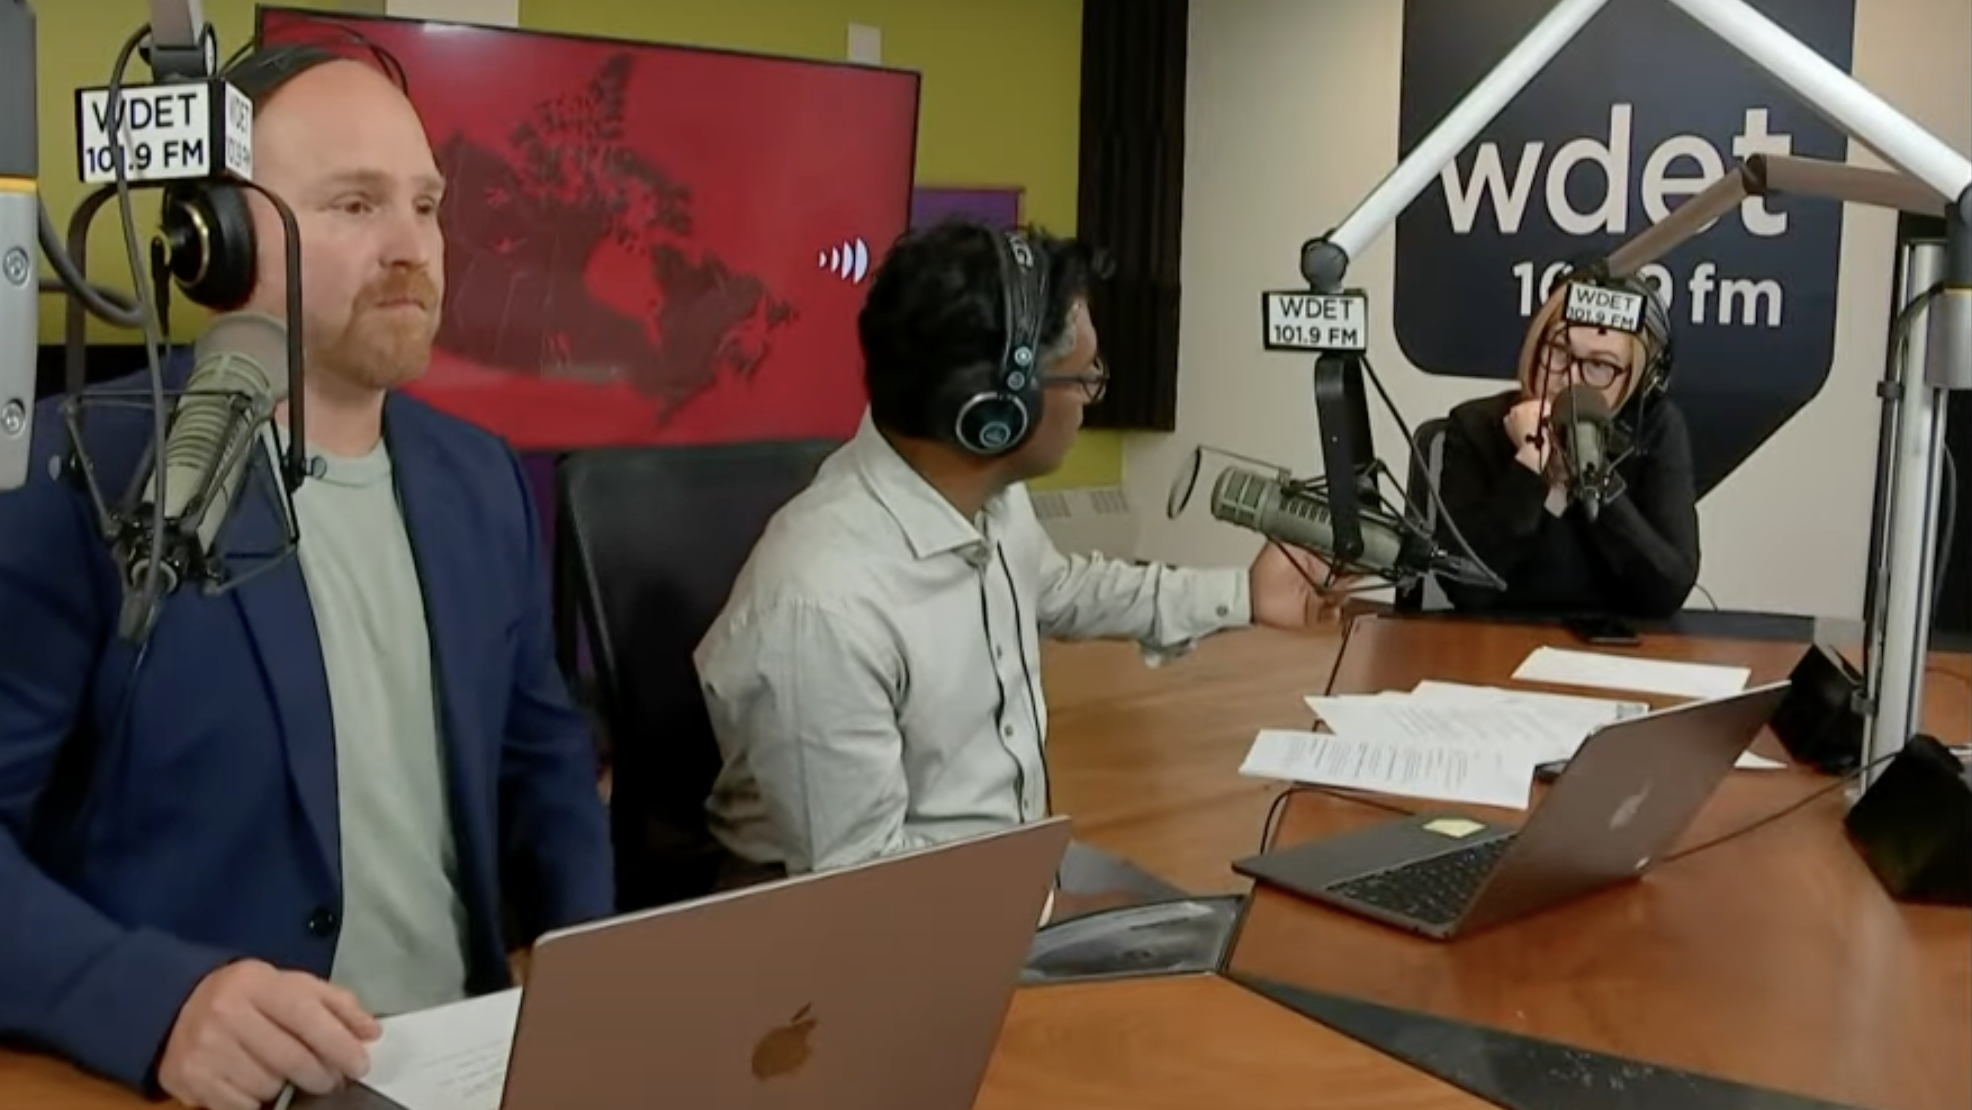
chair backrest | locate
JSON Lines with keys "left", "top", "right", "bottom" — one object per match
{"left": 554, "top": 438, "right": 842, "bottom": 910}
{"left": 1395, "top": 417, "right": 1453, "bottom": 613}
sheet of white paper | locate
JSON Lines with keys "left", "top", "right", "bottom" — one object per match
{"left": 1306, "top": 685, "right": 1783, "bottom": 770}
{"left": 1512, "top": 646, "right": 1752, "bottom": 699}
{"left": 360, "top": 988, "right": 520, "bottom": 1110}
{"left": 1307, "top": 695, "right": 1590, "bottom": 766}
{"left": 1240, "top": 728, "right": 1534, "bottom": 810}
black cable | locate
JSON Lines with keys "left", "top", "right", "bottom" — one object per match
{"left": 997, "top": 548, "right": 1051, "bottom": 819}
{"left": 19, "top": 1, "right": 150, "bottom": 332}
{"left": 36, "top": 198, "right": 145, "bottom": 327}
{"left": 1359, "top": 355, "right": 1507, "bottom": 592}
{"left": 1692, "top": 584, "right": 1720, "bottom": 610}
{"left": 1257, "top": 784, "right": 1418, "bottom": 854}
{"left": 102, "top": 24, "right": 172, "bottom": 650}
{"left": 59, "top": 642, "right": 151, "bottom": 861}
{"left": 1256, "top": 749, "right": 1932, "bottom": 875}
{"left": 1664, "top": 752, "right": 1904, "bottom": 864}
{"left": 1930, "top": 443, "right": 1956, "bottom": 632}
{"left": 975, "top": 560, "right": 1028, "bottom": 823}
{"left": 1846, "top": 281, "right": 1956, "bottom": 726}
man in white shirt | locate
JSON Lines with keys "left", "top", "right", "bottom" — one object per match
{"left": 694, "top": 220, "right": 1332, "bottom": 890}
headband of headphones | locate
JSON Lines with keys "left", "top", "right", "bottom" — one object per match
{"left": 950, "top": 229, "right": 1051, "bottom": 455}
{"left": 228, "top": 22, "right": 409, "bottom": 95}
{"left": 999, "top": 233, "right": 1049, "bottom": 392}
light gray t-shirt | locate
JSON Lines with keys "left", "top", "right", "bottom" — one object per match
{"left": 291, "top": 438, "right": 470, "bottom": 1016}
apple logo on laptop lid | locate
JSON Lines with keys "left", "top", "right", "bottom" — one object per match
{"left": 1611, "top": 780, "right": 1653, "bottom": 830}
{"left": 752, "top": 1003, "right": 818, "bottom": 1081}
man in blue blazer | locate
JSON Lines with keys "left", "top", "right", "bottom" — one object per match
{"left": 0, "top": 46, "right": 612, "bottom": 1110}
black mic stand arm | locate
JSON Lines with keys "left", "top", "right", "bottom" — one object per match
{"left": 1282, "top": 0, "right": 1970, "bottom": 794}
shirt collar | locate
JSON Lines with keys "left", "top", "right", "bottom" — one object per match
{"left": 847, "top": 411, "right": 997, "bottom": 562}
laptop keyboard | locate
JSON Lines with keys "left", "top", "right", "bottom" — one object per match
{"left": 1326, "top": 835, "right": 1516, "bottom": 927}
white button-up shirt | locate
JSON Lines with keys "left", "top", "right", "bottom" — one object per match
{"left": 695, "top": 414, "right": 1250, "bottom": 876}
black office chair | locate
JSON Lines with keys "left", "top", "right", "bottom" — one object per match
{"left": 553, "top": 438, "right": 841, "bottom": 911}
{"left": 1394, "top": 417, "right": 1453, "bottom": 614}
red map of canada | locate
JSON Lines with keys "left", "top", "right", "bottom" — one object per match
{"left": 431, "top": 53, "right": 798, "bottom": 427}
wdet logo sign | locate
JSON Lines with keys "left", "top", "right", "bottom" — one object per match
{"left": 1391, "top": 0, "right": 1857, "bottom": 494}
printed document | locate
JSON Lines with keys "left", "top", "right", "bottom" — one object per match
{"left": 360, "top": 988, "right": 520, "bottom": 1110}
{"left": 1382, "top": 682, "right": 1783, "bottom": 770}
{"left": 1240, "top": 727, "right": 1534, "bottom": 810}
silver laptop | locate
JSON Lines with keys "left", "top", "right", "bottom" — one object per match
{"left": 493, "top": 817, "right": 1070, "bottom": 1110}
{"left": 1232, "top": 682, "right": 1790, "bottom": 939}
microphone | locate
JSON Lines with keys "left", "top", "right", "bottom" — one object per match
{"left": 1548, "top": 384, "right": 1611, "bottom": 521}
{"left": 119, "top": 311, "right": 289, "bottom": 640}
{"left": 1207, "top": 464, "right": 1493, "bottom": 586}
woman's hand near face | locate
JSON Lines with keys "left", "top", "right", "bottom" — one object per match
{"left": 1504, "top": 397, "right": 1550, "bottom": 473}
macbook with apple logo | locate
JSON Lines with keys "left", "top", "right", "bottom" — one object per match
{"left": 1231, "top": 681, "right": 1791, "bottom": 940}
{"left": 485, "top": 816, "right": 1071, "bottom": 1110}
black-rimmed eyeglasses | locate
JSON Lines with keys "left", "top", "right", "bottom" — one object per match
{"left": 1538, "top": 340, "right": 1628, "bottom": 389}
{"left": 1043, "top": 356, "right": 1108, "bottom": 404}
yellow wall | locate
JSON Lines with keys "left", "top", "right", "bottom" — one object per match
{"left": 31, "top": 0, "right": 1123, "bottom": 487}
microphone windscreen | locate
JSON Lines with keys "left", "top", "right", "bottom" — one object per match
{"left": 1552, "top": 383, "right": 1611, "bottom": 422}
{"left": 191, "top": 311, "right": 290, "bottom": 403}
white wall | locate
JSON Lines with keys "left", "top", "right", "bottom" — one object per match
{"left": 1132, "top": 0, "right": 1971, "bottom": 619}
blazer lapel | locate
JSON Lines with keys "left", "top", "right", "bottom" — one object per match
{"left": 383, "top": 401, "right": 490, "bottom": 861}
{"left": 228, "top": 441, "right": 339, "bottom": 880}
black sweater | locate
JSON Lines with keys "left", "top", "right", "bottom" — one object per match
{"left": 1431, "top": 389, "right": 1701, "bottom": 619}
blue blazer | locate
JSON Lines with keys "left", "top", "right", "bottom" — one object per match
{"left": 0, "top": 360, "right": 614, "bottom": 1090}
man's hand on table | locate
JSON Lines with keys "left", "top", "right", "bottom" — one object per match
{"left": 158, "top": 960, "right": 380, "bottom": 1110}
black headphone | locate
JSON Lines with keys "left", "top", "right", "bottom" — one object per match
{"left": 946, "top": 230, "right": 1052, "bottom": 456}
{"left": 156, "top": 31, "right": 408, "bottom": 311}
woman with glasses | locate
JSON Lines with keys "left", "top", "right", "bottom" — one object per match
{"left": 1428, "top": 270, "right": 1699, "bottom": 619}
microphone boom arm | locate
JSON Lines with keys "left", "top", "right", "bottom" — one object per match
{"left": 1608, "top": 154, "right": 1950, "bottom": 277}
{"left": 1300, "top": 0, "right": 1615, "bottom": 293}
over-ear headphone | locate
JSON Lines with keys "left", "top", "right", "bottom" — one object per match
{"left": 155, "top": 29, "right": 408, "bottom": 311}
{"left": 949, "top": 230, "right": 1052, "bottom": 456}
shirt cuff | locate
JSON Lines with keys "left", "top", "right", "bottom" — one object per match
{"left": 1140, "top": 567, "right": 1251, "bottom": 668}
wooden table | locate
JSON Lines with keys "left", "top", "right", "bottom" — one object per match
{"left": 1227, "top": 615, "right": 1972, "bottom": 1110}
{"left": 0, "top": 974, "right": 1493, "bottom": 1110}
{"left": 7, "top": 614, "right": 1967, "bottom": 1109}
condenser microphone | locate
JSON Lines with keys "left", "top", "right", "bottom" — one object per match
{"left": 1548, "top": 384, "right": 1611, "bottom": 521}
{"left": 1207, "top": 465, "right": 1491, "bottom": 585}
{"left": 119, "top": 311, "right": 289, "bottom": 640}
